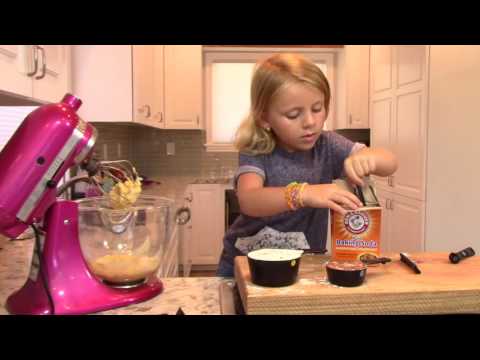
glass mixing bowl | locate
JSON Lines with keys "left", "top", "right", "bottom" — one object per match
{"left": 77, "top": 195, "right": 174, "bottom": 287}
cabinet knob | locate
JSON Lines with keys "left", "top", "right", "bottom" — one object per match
{"left": 196, "top": 115, "right": 199, "bottom": 126}
{"left": 138, "top": 105, "right": 152, "bottom": 118}
{"left": 349, "top": 114, "right": 353, "bottom": 125}
{"left": 175, "top": 207, "right": 191, "bottom": 225}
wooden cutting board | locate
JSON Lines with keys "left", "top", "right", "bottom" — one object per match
{"left": 234, "top": 253, "right": 480, "bottom": 314}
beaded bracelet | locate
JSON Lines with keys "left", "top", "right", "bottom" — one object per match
{"left": 285, "top": 182, "right": 308, "bottom": 210}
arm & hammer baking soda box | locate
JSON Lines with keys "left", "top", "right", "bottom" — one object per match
{"left": 330, "top": 178, "right": 382, "bottom": 261}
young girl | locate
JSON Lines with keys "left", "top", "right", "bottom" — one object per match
{"left": 217, "top": 53, "right": 397, "bottom": 277}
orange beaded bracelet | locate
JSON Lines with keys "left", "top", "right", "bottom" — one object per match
{"left": 285, "top": 182, "right": 308, "bottom": 210}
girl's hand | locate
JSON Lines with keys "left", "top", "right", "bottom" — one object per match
{"left": 302, "top": 184, "right": 363, "bottom": 216}
{"left": 344, "top": 152, "right": 377, "bottom": 186}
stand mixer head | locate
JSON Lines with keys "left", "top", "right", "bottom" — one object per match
{"left": 0, "top": 94, "right": 165, "bottom": 314}
{"left": 0, "top": 94, "right": 97, "bottom": 238}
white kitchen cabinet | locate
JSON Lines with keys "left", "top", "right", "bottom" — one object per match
{"left": 376, "top": 189, "right": 425, "bottom": 254}
{"left": 135, "top": 45, "right": 202, "bottom": 130}
{"left": 375, "top": 189, "right": 390, "bottom": 253}
{"left": 370, "top": 45, "right": 480, "bottom": 254}
{"left": 345, "top": 45, "right": 370, "bottom": 129}
{"left": 32, "top": 45, "right": 71, "bottom": 103}
{"left": 132, "top": 45, "right": 160, "bottom": 126}
{"left": 72, "top": 45, "right": 133, "bottom": 123}
{"left": 0, "top": 45, "right": 71, "bottom": 104}
{"left": 370, "top": 46, "right": 427, "bottom": 254}
{"left": 73, "top": 45, "right": 154, "bottom": 127}
{"left": 0, "top": 45, "right": 32, "bottom": 97}
{"left": 73, "top": 45, "right": 202, "bottom": 129}
{"left": 185, "top": 183, "right": 228, "bottom": 266}
{"left": 163, "top": 45, "right": 202, "bottom": 129}
{"left": 370, "top": 45, "right": 427, "bottom": 201}
{"left": 73, "top": 45, "right": 160, "bottom": 127}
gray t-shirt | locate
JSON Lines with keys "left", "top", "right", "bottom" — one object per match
{"left": 217, "top": 131, "right": 365, "bottom": 276}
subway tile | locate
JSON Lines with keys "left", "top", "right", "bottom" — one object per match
{"left": 92, "top": 123, "right": 239, "bottom": 180}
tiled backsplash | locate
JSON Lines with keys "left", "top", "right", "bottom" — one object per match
{"left": 92, "top": 123, "right": 238, "bottom": 201}
{"left": 130, "top": 126, "right": 238, "bottom": 178}
{"left": 91, "top": 123, "right": 133, "bottom": 161}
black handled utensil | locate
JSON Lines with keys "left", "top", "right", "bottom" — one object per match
{"left": 355, "top": 185, "right": 366, "bottom": 207}
{"left": 360, "top": 256, "right": 392, "bottom": 265}
{"left": 303, "top": 249, "right": 328, "bottom": 255}
{"left": 449, "top": 247, "right": 475, "bottom": 264}
{"left": 400, "top": 253, "right": 422, "bottom": 274}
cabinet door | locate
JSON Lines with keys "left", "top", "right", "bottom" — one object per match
{"left": 132, "top": 45, "right": 156, "bottom": 126}
{"left": 370, "top": 45, "right": 395, "bottom": 191}
{"left": 345, "top": 45, "right": 370, "bottom": 129}
{"left": 72, "top": 45, "right": 133, "bottom": 123}
{"left": 164, "top": 45, "right": 202, "bottom": 129}
{"left": 389, "top": 193, "right": 425, "bottom": 253}
{"left": 375, "top": 189, "right": 391, "bottom": 254}
{"left": 190, "top": 184, "right": 225, "bottom": 265}
{"left": 0, "top": 45, "right": 32, "bottom": 97}
{"left": 370, "top": 45, "right": 427, "bottom": 201}
{"left": 391, "top": 46, "right": 427, "bottom": 201}
{"left": 370, "top": 46, "right": 394, "bottom": 96}
{"left": 32, "top": 45, "right": 71, "bottom": 103}
{"left": 370, "top": 96, "right": 393, "bottom": 190}
{"left": 151, "top": 45, "right": 165, "bottom": 127}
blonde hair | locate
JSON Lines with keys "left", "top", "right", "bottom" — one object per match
{"left": 234, "top": 53, "right": 331, "bottom": 155}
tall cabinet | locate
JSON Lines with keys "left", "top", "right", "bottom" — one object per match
{"left": 372, "top": 45, "right": 480, "bottom": 253}
{"left": 370, "top": 45, "right": 427, "bottom": 252}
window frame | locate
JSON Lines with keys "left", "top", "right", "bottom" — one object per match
{"left": 203, "top": 46, "right": 340, "bottom": 152}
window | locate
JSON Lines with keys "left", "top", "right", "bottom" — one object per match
{"left": 203, "top": 47, "right": 338, "bottom": 152}
{"left": 0, "top": 106, "right": 70, "bottom": 187}
{"left": 0, "top": 106, "right": 38, "bottom": 150}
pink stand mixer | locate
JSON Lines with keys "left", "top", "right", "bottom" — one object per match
{"left": 0, "top": 94, "right": 164, "bottom": 315}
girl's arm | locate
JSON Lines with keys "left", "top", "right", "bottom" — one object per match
{"left": 237, "top": 173, "right": 362, "bottom": 218}
{"left": 344, "top": 147, "right": 398, "bottom": 186}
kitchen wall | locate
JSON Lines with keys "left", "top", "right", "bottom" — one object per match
{"left": 92, "top": 123, "right": 238, "bottom": 201}
{"left": 425, "top": 46, "right": 480, "bottom": 252}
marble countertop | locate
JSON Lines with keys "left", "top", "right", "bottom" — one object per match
{"left": 0, "top": 235, "right": 227, "bottom": 315}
